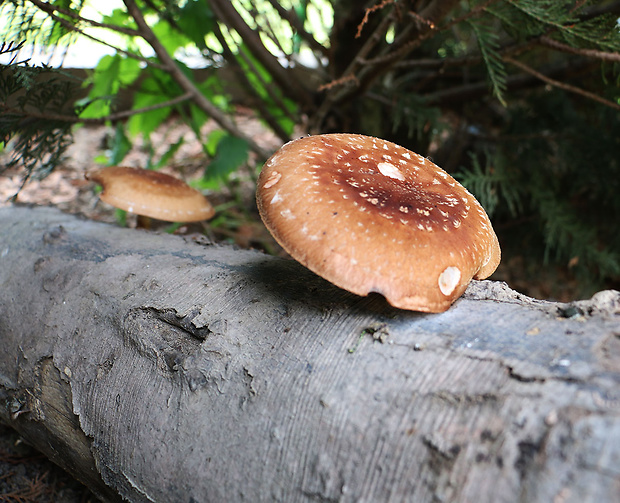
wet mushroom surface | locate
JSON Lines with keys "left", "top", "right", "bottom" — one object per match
{"left": 256, "top": 133, "right": 501, "bottom": 313}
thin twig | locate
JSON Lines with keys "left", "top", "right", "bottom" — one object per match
{"left": 209, "top": 0, "right": 311, "bottom": 108}
{"left": 311, "top": 8, "right": 396, "bottom": 131}
{"left": 264, "top": 0, "right": 329, "bottom": 57}
{"left": 539, "top": 36, "right": 620, "bottom": 63}
{"left": 504, "top": 56, "right": 620, "bottom": 111}
{"left": 361, "top": 0, "right": 496, "bottom": 67}
{"left": 28, "top": 0, "right": 141, "bottom": 37}
{"left": 1, "top": 91, "right": 194, "bottom": 124}
{"left": 357, "top": 0, "right": 395, "bottom": 38}
{"left": 211, "top": 23, "right": 291, "bottom": 142}
{"left": 122, "top": 0, "right": 272, "bottom": 160}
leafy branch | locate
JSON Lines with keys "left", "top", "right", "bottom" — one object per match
{"left": 122, "top": 0, "right": 271, "bottom": 160}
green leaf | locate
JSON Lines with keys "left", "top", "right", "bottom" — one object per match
{"left": 177, "top": 0, "right": 214, "bottom": 50}
{"left": 109, "top": 123, "right": 132, "bottom": 165}
{"left": 205, "top": 129, "right": 227, "bottom": 157}
{"left": 117, "top": 57, "right": 141, "bottom": 86}
{"left": 197, "top": 75, "right": 229, "bottom": 111}
{"left": 90, "top": 55, "right": 120, "bottom": 91}
{"left": 101, "top": 8, "right": 137, "bottom": 30}
{"left": 79, "top": 55, "right": 141, "bottom": 119}
{"left": 78, "top": 96, "right": 110, "bottom": 119}
{"left": 126, "top": 73, "right": 178, "bottom": 137}
{"left": 205, "top": 134, "right": 249, "bottom": 180}
{"left": 93, "top": 153, "right": 108, "bottom": 164}
{"left": 127, "top": 92, "right": 173, "bottom": 138}
{"left": 152, "top": 19, "right": 190, "bottom": 55}
{"left": 152, "top": 136, "right": 185, "bottom": 170}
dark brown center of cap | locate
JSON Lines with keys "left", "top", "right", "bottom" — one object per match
{"left": 307, "top": 136, "right": 469, "bottom": 232}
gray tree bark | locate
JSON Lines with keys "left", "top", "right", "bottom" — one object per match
{"left": 0, "top": 205, "right": 618, "bottom": 503}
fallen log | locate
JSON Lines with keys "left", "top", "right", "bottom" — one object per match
{"left": 0, "top": 205, "right": 618, "bottom": 502}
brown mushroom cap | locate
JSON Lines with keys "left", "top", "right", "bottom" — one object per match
{"left": 256, "top": 133, "right": 501, "bottom": 313}
{"left": 86, "top": 166, "right": 215, "bottom": 222}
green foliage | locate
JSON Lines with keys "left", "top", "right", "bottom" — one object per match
{"left": 0, "top": 42, "right": 75, "bottom": 192}
{"left": 1, "top": 0, "right": 619, "bottom": 297}
{"left": 391, "top": 94, "right": 442, "bottom": 141}
{"left": 469, "top": 20, "right": 507, "bottom": 105}
{"left": 502, "top": 0, "right": 620, "bottom": 51}
{"left": 79, "top": 55, "right": 141, "bottom": 118}
{"left": 456, "top": 150, "right": 522, "bottom": 218}
{"left": 204, "top": 134, "right": 250, "bottom": 181}
{"left": 458, "top": 90, "right": 620, "bottom": 291}
{"left": 108, "top": 123, "right": 132, "bottom": 166}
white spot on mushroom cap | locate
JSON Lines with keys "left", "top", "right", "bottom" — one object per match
{"left": 280, "top": 209, "right": 295, "bottom": 220}
{"left": 270, "top": 191, "right": 283, "bottom": 204}
{"left": 438, "top": 266, "right": 461, "bottom": 296}
{"left": 263, "top": 170, "right": 282, "bottom": 189}
{"left": 377, "top": 162, "right": 406, "bottom": 181}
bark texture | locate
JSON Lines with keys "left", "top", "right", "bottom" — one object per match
{"left": 0, "top": 205, "right": 619, "bottom": 503}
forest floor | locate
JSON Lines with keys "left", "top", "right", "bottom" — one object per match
{"left": 0, "top": 109, "right": 591, "bottom": 501}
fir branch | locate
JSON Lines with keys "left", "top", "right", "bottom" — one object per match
{"left": 536, "top": 186, "right": 620, "bottom": 278}
{"left": 507, "top": 0, "right": 620, "bottom": 52}
{"left": 469, "top": 20, "right": 508, "bottom": 106}
{"left": 504, "top": 56, "right": 620, "bottom": 112}
{"left": 457, "top": 150, "right": 523, "bottom": 218}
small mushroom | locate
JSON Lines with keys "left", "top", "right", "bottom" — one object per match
{"left": 256, "top": 133, "right": 500, "bottom": 313}
{"left": 86, "top": 166, "right": 215, "bottom": 224}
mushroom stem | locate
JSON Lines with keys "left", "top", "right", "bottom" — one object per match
{"left": 136, "top": 215, "right": 152, "bottom": 230}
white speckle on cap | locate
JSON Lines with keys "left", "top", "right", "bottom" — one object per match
{"left": 482, "top": 253, "right": 492, "bottom": 266}
{"left": 438, "top": 266, "right": 461, "bottom": 296}
{"left": 377, "top": 162, "right": 406, "bottom": 181}
{"left": 263, "top": 171, "right": 282, "bottom": 189}
{"left": 270, "top": 191, "right": 283, "bottom": 204}
{"left": 280, "top": 209, "right": 295, "bottom": 220}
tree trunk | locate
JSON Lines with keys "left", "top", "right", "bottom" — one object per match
{"left": 0, "top": 205, "right": 618, "bottom": 503}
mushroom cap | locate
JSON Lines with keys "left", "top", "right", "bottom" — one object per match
{"left": 86, "top": 166, "right": 215, "bottom": 222}
{"left": 256, "top": 133, "right": 500, "bottom": 313}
